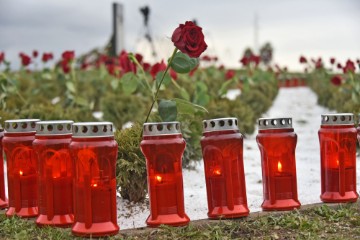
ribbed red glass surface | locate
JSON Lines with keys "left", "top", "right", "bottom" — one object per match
{"left": 141, "top": 134, "right": 190, "bottom": 227}
{"left": 3, "top": 132, "right": 38, "bottom": 217}
{"left": 70, "top": 137, "right": 119, "bottom": 237}
{"left": 33, "top": 135, "right": 74, "bottom": 227}
{"left": 201, "top": 130, "right": 249, "bottom": 218}
{"left": 0, "top": 131, "right": 8, "bottom": 209}
{"left": 257, "top": 128, "right": 301, "bottom": 210}
{"left": 319, "top": 125, "right": 358, "bottom": 202}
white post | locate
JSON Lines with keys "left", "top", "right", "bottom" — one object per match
{"left": 113, "top": 3, "right": 124, "bottom": 55}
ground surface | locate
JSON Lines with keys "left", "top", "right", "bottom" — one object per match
{"left": 118, "top": 87, "right": 360, "bottom": 229}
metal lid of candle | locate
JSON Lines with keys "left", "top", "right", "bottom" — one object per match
{"left": 258, "top": 117, "right": 292, "bottom": 130}
{"left": 5, "top": 119, "right": 40, "bottom": 133}
{"left": 36, "top": 120, "right": 74, "bottom": 135}
{"left": 143, "top": 122, "right": 181, "bottom": 136}
{"left": 202, "top": 118, "right": 239, "bottom": 133}
{"left": 321, "top": 113, "right": 354, "bottom": 125}
{"left": 72, "top": 122, "right": 114, "bottom": 138}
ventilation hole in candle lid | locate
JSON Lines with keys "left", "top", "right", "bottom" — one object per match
{"left": 47, "top": 125, "right": 53, "bottom": 131}
{"left": 57, "top": 124, "right": 63, "bottom": 131}
{"left": 82, "top": 126, "right": 88, "bottom": 133}
{"left": 228, "top": 120, "right": 233, "bottom": 126}
{"left": 167, "top": 124, "right": 172, "bottom": 131}
{"left": 333, "top": 116, "right": 337, "bottom": 122}
{"left": 349, "top": 116, "right": 352, "bottom": 121}
{"left": 103, "top": 126, "right": 107, "bottom": 132}
{"left": 204, "top": 122, "right": 207, "bottom": 128}
{"left": 67, "top": 124, "right": 71, "bottom": 131}
{"left": 281, "top": 119, "right": 286, "bottom": 125}
{"left": 93, "top": 126, "right": 98, "bottom": 133}
{"left": 340, "top": 116, "right": 345, "bottom": 121}
{"left": 325, "top": 116, "right": 329, "bottom": 122}
{"left": 219, "top": 120, "right": 225, "bottom": 127}
{"left": 40, "top": 125, "right": 44, "bottom": 131}
{"left": 210, "top": 121, "right": 215, "bottom": 128}
{"left": 149, "top": 125, "right": 153, "bottom": 131}
{"left": 31, "top": 122, "right": 36, "bottom": 128}
{"left": 5, "top": 123, "right": 10, "bottom": 129}
{"left": 258, "top": 120, "right": 262, "bottom": 126}
{"left": 235, "top": 119, "right": 238, "bottom": 126}
{"left": 12, "top": 123, "right": 18, "bottom": 129}
{"left": 21, "top": 123, "right": 27, "bottom": 129}
{"left": 75, "top": 126, "right": 79, "bottom": 133}
{"left": 157, "top": 124, "right": 163, "bottom": 131}
{"left": 288, "top": 119, "right": 292, "bottom": 124}
{"left": 110, "top": 125, "right": 113, "bottom": 132}
{"left": 271, "top": 119, "right": 277, "bottom": 126}
{"left": 176, "top": 123, "right": 180, "bottom": 130}
{"left": 264, "top": 120, "right": 269, "bottom": 126}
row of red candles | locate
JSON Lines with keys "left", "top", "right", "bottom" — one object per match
{"left": 0, "top": 114, "right": 359, "bottom": 236}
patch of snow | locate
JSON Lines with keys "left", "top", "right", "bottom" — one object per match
{"left": 51, "top": 96, "right": 60, "bottom": 105}
{"left": 92, "top": 111, "right": 104, "bottom": 120}
{"left": 225, "top": 89, "right": 241, "bottom": 100}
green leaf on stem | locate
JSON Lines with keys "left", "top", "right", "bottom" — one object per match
{"left": 170, "top": 52, "right": 199, "bottom": 74}
{"left": 218, "top": 79, "right": 235, "bottom": 97}
{"left": 121, "top": 72, "right": 139, "bottom": 94}
{"left": 158, "top": 99, "right": 177, "bottom": 121}
{"left": 173, "top": 98, "right": 208, "bottom": 115}
{"left": 155, "top": 71, "right": 171, "bottom": 88}
{"left": 65, "top": 81, "right": 76, "bottom": 93}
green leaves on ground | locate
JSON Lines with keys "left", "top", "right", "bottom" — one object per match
{"left": 121, "top": 72, "right": 139, "bottom": 94}
{"left": 170, "top": 52, "right": 199, "bottom": 74}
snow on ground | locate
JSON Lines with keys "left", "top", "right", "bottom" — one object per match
{"left": 118, "top": 87, "right": 360, "bottom": 229}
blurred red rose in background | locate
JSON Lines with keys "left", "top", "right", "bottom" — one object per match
{"left": 0, "top": 52, "right": 4, "bottom": 64}
{"left": 42, "top": 52, "right": 53, "bottom": 63}
{"left": 171, "top": 21, "right": 207, "bottom": 58}
{"left": 299, "top": 56, "right": 307, "bottom": 64}
{"left": 343, "top": 59, "right": 356, "bottom": 73}
{"left": 32, "top": 50, "right": 38, "bottom": 58}
{"left": 19, "top": 53, "right": 31, "bottom": 66}
{"left": 150, "top": 60, "right": 167, "bottom": 79}
{"left": 62, "top": 51, "right": 75, "bottom": 61}
{"left": 225, "top": 69, "right": 235, "bottom": 80}
{"left": 330, "top": 75, "right": 342, "bottom": 86}
{"left": 330, "top": 58, "right": 335, "bottom": 65}
{"left": 119, "top": 51, "right": 137, "bottom": 74}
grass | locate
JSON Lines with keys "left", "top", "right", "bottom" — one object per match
{"left": 0, "top": 203, "right": 359, "bottom": 239}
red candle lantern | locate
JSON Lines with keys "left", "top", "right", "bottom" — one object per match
{"left": 256, "top": 117, "right": 301, "bottom": 211}
{"left": 141, "top": 122, "right": 190, "bottom": 227}
{"left": 0, "top": 123, "right": 8, "bottom": 209}
{"left": 33, "top": 121, "right": 74, "bottom": 227}
{"left": 200, "top": 118, "right": 249, "bottom": 218}
{"left": 319, "top": 113, "right": 358, "bottom": 202}
{"left": 3, "top": 119, "right": 40, "bottom": 217}
{"left": 70, "top": 122, "right": 119, "bottom": 237}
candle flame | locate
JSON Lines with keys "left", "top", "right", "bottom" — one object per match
{"left": 91, "top": 183, "right": 98, "bottom": 187}
{"left": 155, "top": 175, "right": 162, "bottom": 183}
{"left": 277, "top": 161, "right": 283, "bottom": 172}
{"left": 336, "top": 159, "right": 339, "bottom": 167}
{"left": 19, "top": 170, "right": 23, "bottom": 176}
{"left": 213, "top": 168, "right": 221, "bottom": 176}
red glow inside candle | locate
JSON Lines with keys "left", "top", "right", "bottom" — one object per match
{"left": 155, "top": 175, "right": 163, "bottom": 183}
{"left": 212, "top": 167, "right": 222, "bottom": 176}
{"left": 277, "top": 161, "right": 282, "bottom": 172}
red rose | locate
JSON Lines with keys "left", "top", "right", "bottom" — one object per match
{"left": 150, "top": 60, "right": 167, "bottom": 79}
{"left": 250, "top": 55, "right": 260, "bottom": 66}
{"left": 343, "top": 59, "right": 356, "bottom": 73}
{"left": 330, "top": 75, "right": 342, "bottom": 86}
{"left": 119, "top": 51, "right": 136, "bottom": 74}
{"left": 170, "top": 69, "right": 178, "bottom": 80}
{"left": 0, "top": 52, "right": 4, "bottom": 64}
{"left": 225, "top": 69, "right": 235, "bottom": 80}
{"left": 330, "top": 58, "right": 335, "bottom": 65}
{"left": 299, "top": 56, "right": 307, "bottom": 64}
{"left": 142, "top": 62, "right": 151, "bottom": 72}
{"left": 42, "top": 52, "right": 53, "bottom": 63}
{"left": 337, "top": 63, "right": 342, "bottom": 69}
{"left": 32, "top": 50, "right": 38, "bottom": 58}
{"left": 189, "top": 65, "right": 198, "bottom": 77}
{"left": 19, "top": 53, "right": 31, "bottom": 66}
{"left": 62, "top": 51, "right": 75, "bottom": 61}
{"left": 218, "top": 65, "right": 224, "bottom": 70}
{"left": 240, "top": 56, "right": 250, "bottom": 66}
{"left": 201, "top": 55, "right": 211, "bottom": 62}
{"left": 356, "top": 59, "right": 360, "bottom": 64}
{"left": 61, "top": 60, "right": 70, "bottom": 73}
{"left": 135, "top": 53, "right": 143, "bottom": 64}
{"left": 315, "top": 58, "right": 323, "bottom": 69}
{"left": 171, "top": 21, "right": 207, "bottom": 58}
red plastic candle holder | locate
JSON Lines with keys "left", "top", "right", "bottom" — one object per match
{"left": 70, "top": 122, "right": 119, "bottom": 237}
{"left": 0, "top": 124, "right": 8, "bottom": 209}
{"left": 33, "top": 121, "right": 74, "bottom": 227}
{"left": 256, "top": 117, "right": 301, "bottom": 211}
{"left": 3, "top": 119, "right": 40, "bottom": 217}
{"left": 201, "top": 118, "right": 249, "bottom": 219}
{"left": 319, "top": 113, "right": 358, "bottom": 202}
{"left": 141, "top": 122, "right": 190, "bottom": 227}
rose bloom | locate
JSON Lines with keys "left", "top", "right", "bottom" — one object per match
{"left": 250, "top": 55, "right": 260, "bottom": 66}
{"left": 142, "top": 62, "right": 151, "bottom": 72}
{"left": 61, "top": 60, "right": 70, "bottom": 73}
{"left": 240, "top": 56, "right": 250, "bottom": 66}
{"left": 62, "top": 51, "right": 75, "bottom": 61}
{"left": 337, "top": 63, "right": 342, "bottom": 69}
{"left": 0, "top": 52, "right": 4, "bottom": 64}
{"left": 299, "top": 56, "right": 307, "bottom": 64}
{"left": 330, "top": 58, "right": 335, "bottom": 65}
{"left": 330, "top": 75, "right": 342, "bottom": 86}
{"left": 201, "top": 55, "right": 212, "bottom": 62}
{"left": 42, "top": 52, "right": 53, "bottom": 63}
{"left": 19, "top": 52, "right": 31, "bottom": 66}
{"left": 150, "top": 60, "right": 167, "bottom": 79}
{"left": 225, "top": 69, "right": 235, "bottom": 80}
{"left": 343, "top": 59, "right": 356, "bottom": 73}
{"left": 315, "top": 58, "right": 322, "bottom": 69}
{"left": 135, "top": 53, "right": 143, "bottom": 64}
{"left": 32, "top": 50, "right": 38, "bottom": 58}
{"left": 171, "top": 21, "right": 207, "bottom": 58}
{"left": 119, "top": 51, "right": 137, "bottom": 74}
